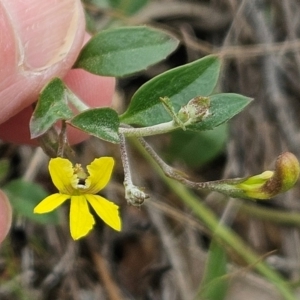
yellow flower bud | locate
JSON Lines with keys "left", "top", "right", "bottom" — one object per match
{"left": 238, "top": 152, "right": 299, "bottom": 199}
{"left": 206, "top": 152, "right": 299, "bottom": 200}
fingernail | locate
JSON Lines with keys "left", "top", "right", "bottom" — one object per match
{"left": 3, "top": 0, "right": 82, "bottom": 70}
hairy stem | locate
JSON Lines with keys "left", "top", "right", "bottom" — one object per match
{"left": 131, "top": 137, "right": 296, "bottom": 300}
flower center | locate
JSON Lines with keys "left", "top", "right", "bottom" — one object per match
{"left": 73, "top": 164, "right": 87, "bottom": 179}
{"left": 73, "top": 163, "right": 89, "bottom": 191}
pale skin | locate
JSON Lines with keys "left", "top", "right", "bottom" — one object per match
{"left": 0, "top": 0, "right": 116, "bottom": 243}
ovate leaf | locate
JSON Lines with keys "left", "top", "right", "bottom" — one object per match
{"left": 120, "top": 56, "right": 221, "bottom": 126}
{"left": 75, "top": 26, "right": 179, "bottom": 77}
{"left": 186, "top": 93, "right": 252, "bottom": 131}
{"left": 68, "top": 108, "right": 120, "bottom": 143}
{"left": 3, "top": 179, "right": 59, "bottom": 225}
{"left": 30, "top": 78, "right": 73, "bottom": 138}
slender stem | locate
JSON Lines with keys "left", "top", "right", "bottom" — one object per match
{"left": 67, "top": 93, "right": 179, "bottom": 137}
{"left": 57, "top": 121, "right": 68, "bottom": 158}
{"left": 131, "top": 137, "right": 296, "bottom": 300}
{"left": 137, "top": 136, "right": 178, "bottom": 174}
{"left": 119, "top": 121, "right": 178, "bottom": 137}
{"left": 135, "top": 136, "right": 209, "bottom": 189}
{"left": 67, "top": 90, "right": 90, "bottom": 111}
{"left": 119, "top": 134, "right": 149, "bottom": 206}
{"left": 67, "top": 91, "right": 179, "bottom": 138}
{"left": 118, "top": 133, "right": 132, "bottom": 186}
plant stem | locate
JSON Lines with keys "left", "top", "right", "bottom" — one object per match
{"left": 67, "top": 92, "right": 179, "bottom": 137}
{"left": 119, "top": 121, "right": 178, "bottom": 137}
{"left": 68, "top": 96, "right": 179, "bottom": 138}
{"left": 136, "top": 136, "right": 208, "bottom": 189}
{"left": 119, "top": 133, "right": 149, "bottom": 206}
{"left": 67, "top": 90, "right": 90, "bottom": 111}
{"left": 131, "top": 137, "right": 296, "bottom": 300}
{"left": 118, "top": 133, "right": 132, "bottom": 186}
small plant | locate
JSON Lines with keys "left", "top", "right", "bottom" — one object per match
{"left": 25, "top": 26, "right": 299, "bottom": 239}
{"left": 2, "top": 23, "right": 299, "bottom": 300}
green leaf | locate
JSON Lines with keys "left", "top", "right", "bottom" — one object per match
{"left": 74, "top": 26, "right": 179, "bottom": 77}
{"left": 0, "top": 159, "right": 9, "bottom": 182}
{"left": 186, "top": 93, "right": 252, "bottom": 131}
{"left": 30, "top": 78, "right": 74, "bottom": 138}
{"left": 198, "top": 240, "right": 229, "bottom": 300}
{"left": 3, "top": 179, "right": 59, "bottom": 225}
{"left": 109, "top": 0, "right": 149, "bottom": 15}
{"left": 120, "top": 55, "right": 221, "bottom": 126}
{"left": 168, "top": 124, "right": 228, "bottom": 168}
{"left": 68, "top": 108, "right": 120, "bottom": 143}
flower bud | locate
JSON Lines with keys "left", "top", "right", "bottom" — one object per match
{"left": 177, "top": 96, "right": 210, "bottom": 125}
{"left": 206, "top": 152, "right": 299, "bottom": 200}
{"left": 254, "top": 152, "right": 300, "bottom": 198}
{"left": 125, "top": 184, "right": 149, "bottom": 206}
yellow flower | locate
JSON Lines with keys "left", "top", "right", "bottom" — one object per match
{"left": 34, "top": 157, "right": 121, "bottom": 240}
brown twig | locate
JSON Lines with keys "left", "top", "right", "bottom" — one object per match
{"left": 87, "top": 237, "right": 124, "bottom": 300}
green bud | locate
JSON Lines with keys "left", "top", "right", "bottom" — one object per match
{"left": 177, "top": 96, "right": 210, "bottom": 125}
{"left": 124, "top": 183, "right": 149, "bottom": 206}
{"left": 255, "top": 152, "right": 300, "bottom": 198}
{"left": 206, "top": 152, "right": 299, "bottom": 200}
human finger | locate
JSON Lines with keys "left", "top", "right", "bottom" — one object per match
{"left": 0, "top": 0, "right": 85, "bottom": 124}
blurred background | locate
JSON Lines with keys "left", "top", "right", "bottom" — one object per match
{"left": 2, "top": 0, "right": 300, "bottom": 299}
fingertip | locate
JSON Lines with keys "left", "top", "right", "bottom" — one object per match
{"left": 0, "top": 0, "right": 86, "bottom": 124}
{"left": 0, "top": 190, "right": 12, "bottom": 244}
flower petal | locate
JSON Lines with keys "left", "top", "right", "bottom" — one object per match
{"left": 34, "top": 193, "right": 69, "bottom": 213}
{"left": 85, "top": 157, "right": 114, "bottom": 194}
{"left": 70, "top": 195, "right": 95, "bottom": 240}
{"left": 49, "top": 158, "right": 78, "bottom": 194}
{"left": 86, "top": 194, "right": 121, "bottom": 231}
